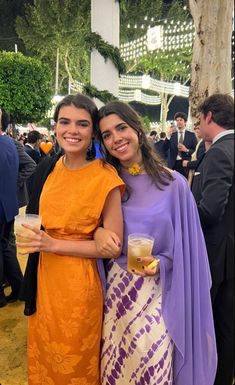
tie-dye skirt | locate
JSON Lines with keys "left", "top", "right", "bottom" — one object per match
{"left": 101, "top": 261, "right": 174, "bottom": 385}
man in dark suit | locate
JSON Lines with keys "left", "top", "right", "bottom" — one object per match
{"left": 0, "top": 108, "right": 35, "bottom": 304}
{"left": 154, "top": 132, "right": 168, "bottom": 162}
{"left": 24, "top": 130, "right": 41, "bottom": 164}
{"left": 192, "top": 94, "right": 234, "bottom": 385}
{"left": 0, "top": 116, "right": 36, "bottom": 208}
{"left": 24, "top": 130, "right": 41, "bottom": 196}
{"left": 15, "top": 140, "right": 36, "bottom": 207}
{"left": 164, "top": 112, "right": 198, "bottom": 177}
{"left": 0, "top": 109, "right": 20, "bottom": 307}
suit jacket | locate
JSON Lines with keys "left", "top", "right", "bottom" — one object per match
{"left": 154, "top": 139, "right": 168, "bottom": 162}
{"left": 0, "top": 136, "right": 19, "bottom": 224}
{"left": 164, "top": 130, "right": 198, "bottom": 168}
{"left": 14, "top": 141, "right": 36, "bottom": 208}
{"left": 24, "top": 144, "right": 41, "bottom": 196}
{"left": 24, "top": 144, "right": 41, "bottom": 164}
{"left": 191, "top": 133, "right": 234, "bottom": 283}
{"left": 187, "top": 140, "right": 206, "bottom": 171}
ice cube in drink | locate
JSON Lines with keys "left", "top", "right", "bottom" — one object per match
{"left": 14, "top": 214, "right": 41, "bottom": 255}
{"left": 127, "top": 234, "right": 154, "bottom": 272}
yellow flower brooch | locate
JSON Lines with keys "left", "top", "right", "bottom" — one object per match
{"left": 128, "top": 163, "right": 142, "bottom": 176}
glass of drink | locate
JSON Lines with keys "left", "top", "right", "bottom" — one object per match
{"left": 14, "top": 214, "right": 41, "bottom": 255}
{"left": 127, "top": 233, "right": 154, "bottom": 272}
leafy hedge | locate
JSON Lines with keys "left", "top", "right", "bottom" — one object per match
{"left": 0, "top": 52, "right": 52, "bottom": 123}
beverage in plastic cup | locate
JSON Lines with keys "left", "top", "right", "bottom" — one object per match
{"left": 127, "top": 233, "right": 154, "bottom": 272}
{"left": 14, "top": 214, "right": 41, "bottom": 255}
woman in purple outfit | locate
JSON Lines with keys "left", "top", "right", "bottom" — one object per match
{"left": 94, "top": 101, "right": 217, "bottom": 385}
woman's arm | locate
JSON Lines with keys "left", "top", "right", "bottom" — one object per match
{"left": 94, "top": 227, "right": 122, "bottom": 257}
{"left": 17, "top": 187, "right": 123, "bottom": 259}
{"left": 95, "top": 228, "right": 160, "bottom": 276}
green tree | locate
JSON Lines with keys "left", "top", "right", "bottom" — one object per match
{"left": 140, "top": 115, "right": 152, "bottom": 133}
{"left": 134, "top": 49, "right": 191, "bottom": 130}
{"left": 119, "top": 0, "right": 164, "bottom": 43}
{"left": 0, "top": 52, "right": 52, "bottom": 125}
{"left": 0, "top": 0, "right": 33, "bottom": 52}
{"left": 119, "top": 0, "right": 189, "bottom": 43}
{"left": 119, "top": 0, "right": 192, "bottom": 130}
{"left": 135, "top": 49, "right": 191, "bottom": 82}
{"left": 15, "top": 0, "right": 90, "bottom": 93}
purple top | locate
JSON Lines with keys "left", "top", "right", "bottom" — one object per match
{"left": 107, "top": 170, "right": 217, "bottom": 385}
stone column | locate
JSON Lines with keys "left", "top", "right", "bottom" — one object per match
{"left": 91, "top": 0, "right": 120, "bottom": 106}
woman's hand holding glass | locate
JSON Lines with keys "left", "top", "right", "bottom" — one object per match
{"left": 16, "top": 224, "right": 56, "bottom": 254}
{"left": 132, "top": 256, "right": 160, "bottom": 277}
{"left": 94, "top": 228, "right": 160, "bottom": 276}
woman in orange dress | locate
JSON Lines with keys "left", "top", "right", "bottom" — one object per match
{"left": 18, "top": 94, "right": 124, "bottom": 385}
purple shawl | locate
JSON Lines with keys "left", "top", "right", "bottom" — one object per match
{"left": 98, "top": 170, "right": 217, "bottom": 385}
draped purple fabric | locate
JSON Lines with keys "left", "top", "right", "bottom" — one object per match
{"left": 108, "top": 170, "right": 217, "bottom": 385}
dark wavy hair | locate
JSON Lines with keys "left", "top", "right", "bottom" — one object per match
{"left": 174, "top": 112, "right": 187, "bottom": 122}
{"left": 96, "top": 101, "right": 174, "bottom": 189}
{"left": 27, "top": 130, "right": 42, "bottom": 144}
{"left": 54, "top": 93, "right": 98, "bottom": 160}
{"left": 198, "top": 93, "right": 234, "bottom": 130}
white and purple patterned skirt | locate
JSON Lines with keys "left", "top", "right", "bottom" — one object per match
{"left": 101, "top": 261, "right": 174, "bottom": 385}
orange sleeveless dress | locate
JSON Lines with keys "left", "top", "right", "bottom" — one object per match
{"left": 27, "top": 158, "right": 124, "bottom": 385}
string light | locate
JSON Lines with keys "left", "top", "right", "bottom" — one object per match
{"left": 70, "top": 18, "right": 234, "bottom": 106}
{"left": 119, "top": 75, "right": 189, "bottom": 98}
{"left": 70, "top": 74, "right": 190, "bottom": 105}
{"left": 120, "top": 20, "right": 196, "bottom": 61}
{"left": 118, "top": 89, "right": 161, "bottom": 105}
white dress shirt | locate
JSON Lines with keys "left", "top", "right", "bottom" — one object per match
{"left": 177, "top": 129, "right": 186, "bottom": 160}
{"left": 213, "top": 129, "right": 234, "bottom": 144}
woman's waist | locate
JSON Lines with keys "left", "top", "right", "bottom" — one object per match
{"left": 40, "top": 250, "right": 98, "bottom": 271}
{"left": 39, "top": 254, "right": 102, "bottom": 291}
{"left": 46, "top": 229, "right": 93, "bottom": 241}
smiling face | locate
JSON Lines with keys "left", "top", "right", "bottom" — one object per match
{"left": 99, "top": 114, "right": 142, "bottom": 167}
{"left": 55, "top": 105, "right": 93, "bottom": 158}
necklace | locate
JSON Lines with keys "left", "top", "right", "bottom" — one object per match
{"left": 122, "top": 162, "right": 143, "bottom": 176}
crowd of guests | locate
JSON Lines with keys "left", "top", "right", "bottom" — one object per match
{"left": 0, "top": 92, "right": 234, "bottom": 385}
{"left": 0, "top": 119, "right": 59, "bottom": 308}
{"left": 148, "top": 113, "right": 209, "bottom": 180}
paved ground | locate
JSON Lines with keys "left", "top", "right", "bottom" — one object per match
{"left": 0, "top": 255, "right": 27, "bottom": 385}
